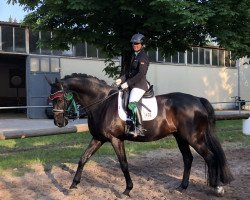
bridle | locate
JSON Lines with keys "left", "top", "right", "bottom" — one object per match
{"left": 49, "top": 86, "right": 120, "bottom": 118}
{"left": 49, "top": 89, "right": 79, "bottom": 119}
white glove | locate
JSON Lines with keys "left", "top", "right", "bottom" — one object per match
{"left": 115, "top": 78, "right": 122, "bottom": 86}
{"left": 120, "top": 82, "right": 128, "bottom": 89}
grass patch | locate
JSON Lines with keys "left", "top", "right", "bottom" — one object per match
{"left": 216, "top": 120, "right": 250, "bottom": 146}
{"left": 0, "top": 119, "right": 250, "bottom": 175}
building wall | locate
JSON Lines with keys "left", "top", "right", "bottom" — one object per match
{"left": 60, "top": 57, "right": 250, "bottom": 109}
{"left": 60, "top": 57, "right": 117, "bottom": 85}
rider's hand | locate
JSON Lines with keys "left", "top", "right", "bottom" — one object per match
{"left": 120, "top": 82, "right": 128, "bottom": 90}
{"left": 115, "top": 78, "right": 122, "bottom": 86}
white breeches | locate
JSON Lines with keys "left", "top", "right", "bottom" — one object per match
{"left": 129, "top": 88, "right": 146, "bottom": 103}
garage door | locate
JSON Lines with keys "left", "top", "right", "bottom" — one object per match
{"left": 26, "top": 56, "right": 60, "bottom": 118}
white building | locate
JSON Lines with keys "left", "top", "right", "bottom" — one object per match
{"left": 0, "top": 21, "right": 249, "bottom": 118}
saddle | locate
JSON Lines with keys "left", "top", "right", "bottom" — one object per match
{"left": 118, "top": 85, "right": 157, "bottom": 122}
{"left": 118, "top": 87, "right": 177, "bottom": 133}
{"left": 121, "top": 85, "right": 154, "bottom": 113}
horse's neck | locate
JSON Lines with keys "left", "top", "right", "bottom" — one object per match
{"left": 67, "top": 78, "right": 112, "bottom": 107}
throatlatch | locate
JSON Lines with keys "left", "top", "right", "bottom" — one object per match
{"left": 64, "top": 92, "right": 79, "bottom": 119}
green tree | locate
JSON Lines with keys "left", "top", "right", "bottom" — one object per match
{"left": 8, "top": 0, "right": 250, "bottom": 77}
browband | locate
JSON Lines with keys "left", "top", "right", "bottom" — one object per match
{"left": 49, "top": 90, "right": 64, "bottom": 100}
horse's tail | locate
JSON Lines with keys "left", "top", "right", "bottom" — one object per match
{"left": 199, "top": 97, "right": 234, "bottom": 186}
{"left": 199, "top": 97, "right": 216, "bottom": 131}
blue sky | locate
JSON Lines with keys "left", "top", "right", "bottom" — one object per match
{"left": 0, "top": 0, "right": 28, "bottom": 22}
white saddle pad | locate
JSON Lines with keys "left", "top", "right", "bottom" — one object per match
{"left": 118, "top": 91, "right": 158, "bottom": 121}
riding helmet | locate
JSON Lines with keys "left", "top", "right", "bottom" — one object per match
{"left": 130, "top": 33, "right": 145, "bottom": 44}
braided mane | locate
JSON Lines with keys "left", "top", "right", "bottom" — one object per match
{"left": 63, "top": 73, "right": 107, "bottom": 85}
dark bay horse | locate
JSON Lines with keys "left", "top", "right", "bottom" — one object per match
{"left": 47, "top": 73, "right": 233, "bottom": 197}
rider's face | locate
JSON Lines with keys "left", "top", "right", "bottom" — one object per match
{"left": 132, "top": 43, "right": 142, "bottom": 52}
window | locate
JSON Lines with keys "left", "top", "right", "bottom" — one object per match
{"left": 61, "top": 44, "right": 73, "bottom": 56}
{"left": 199, "top": 48, "right": 204, "bottom": 65}
{"left": 158, "top": 50, "right": 164, "bottom": 62}
{"left": 14, "top": 27, "right": 26, "bottom": 52}
{"left": 219, "top": 50, "right": 225, "bottom": 66}
{"left": 205, "top": 49, "right": 211, "bottom": 65}
{"left": 29, "top": 30, "right": 40, "bottom": 54}
{"left": 179, "top": 52, "right": 185, "bottom": 63}
{"left": 2, "top": 26, "right": 13, "bottom": 51}
{"left": 148, "top": 50, "right": 156, "bottom": 62}
{"left": 193, "top": 47, "right": 199, "bottom": 64}
{"left": 30, "top": 57, "right": 60, "bottom": 72}
{"left": 225, "top": 51, "right": 230, "bottom": 67}
{"left": 52, "top": 50, "right": 63, "bottom": 56}
{"left": 75, "top": 43, "right": 86, "bottom": 57}
{"left": 231, "top": 59, "right": 236, "bottom": 67}
{"left": 0, "top": 26, "right": 1, "bottom": 50}
{"left": 97, "top": 49, "right": 106, "bottom": 59}
{"left": 87, "top": 43, "right": 97, "bottom": 57}
{"left": 51, "top": 58, "right": 60, "bottom": 72}
{"left": 212, "top": 49, "right": 218, "bottom": 66}
{"left": 187, "top": 49, "right": 192, "bottom": 64}
{"left": 172, "top": 53, "right": 178, "bottom": 63}
{"left": 40, "top": 57, "right": 50, "bottom": 72}
{"left": 30, "top": 58, "right": 39, "bottom": 72}
{"left": 41, "top": 32, "right": 52, "bottom": 55}
{"left": 165, "top": 55, "right": 171, "bottom": 63}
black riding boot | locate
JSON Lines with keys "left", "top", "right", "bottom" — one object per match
{"left": 129, "top": 105, "right": 145, "bottom": 136}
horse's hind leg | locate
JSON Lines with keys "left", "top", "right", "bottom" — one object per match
{"left": 189, "top": 138, "right": 225, "bottom": 196}
{"left": 70, "top": 137, "right": 104, "bottom": 189}
{"left": 111, "top": 137, "right": 133, "bottom": 196}
{"left": 192, "top": 131, "right": 233, "bottom": 196}
{"left": 174, "top": 133, "right": 193, "bottom": 190}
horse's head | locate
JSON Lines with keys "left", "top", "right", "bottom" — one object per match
{"left": 46, "top": 77, "right": 69, "bottom": 127}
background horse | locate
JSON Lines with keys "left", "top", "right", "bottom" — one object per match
{"left": 47, "top": 73, "right": 233, "bottom": 197}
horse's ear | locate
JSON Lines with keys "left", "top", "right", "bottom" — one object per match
{"left": 45, "top": 75, "right": 53, "bottom": 85}
{"left": 55, "top": 77, "right": 64, "bottom": 88}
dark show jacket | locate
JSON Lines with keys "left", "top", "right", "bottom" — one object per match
{"left": 120, "top": 50, "right": 149, "bottom": 91}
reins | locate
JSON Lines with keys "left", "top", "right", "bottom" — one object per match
{"left": 82, "top": 90, "right": 119, "bottom": 112}
{"left": 50, "top": 88, "right": 120, "bottom": 116}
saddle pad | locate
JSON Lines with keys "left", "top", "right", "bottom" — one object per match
{"left": 118, "top": 91, "right": 158, "bottom": 121}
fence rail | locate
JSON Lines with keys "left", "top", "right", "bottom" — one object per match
{"left": 215, "top": 113, "right": 250, "bottom": 120}
{"left": 0, "top": 106, "right": 51, "bottom": 109}
{"left": 0, "top": 124, "right": 88, "bottom": 140}
{"left": 0, "top": 101, "right": 249, "bottom": 140}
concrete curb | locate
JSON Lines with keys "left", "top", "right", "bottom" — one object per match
{"left": 0, "top": 124, "right": 89, "bottom": 140}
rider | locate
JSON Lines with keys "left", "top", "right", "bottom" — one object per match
{"left": 116, "top": 33, "right": 149, "bottom": 136}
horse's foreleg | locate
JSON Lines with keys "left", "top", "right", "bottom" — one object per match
{"left": 111, "top": 137, "right": 133, "bottom": 196}
{"left": 174, "top": 133, "right": 193, "bottom": 190}
{"left": 70, "top": 137, "right": 104, "bottom": 189}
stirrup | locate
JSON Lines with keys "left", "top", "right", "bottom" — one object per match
{"left": 128, "top": 126, "right": 146, "bottom": 137}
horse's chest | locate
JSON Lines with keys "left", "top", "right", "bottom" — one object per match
{"left": 88, "top": 120, "right": 108, "bottom": 139}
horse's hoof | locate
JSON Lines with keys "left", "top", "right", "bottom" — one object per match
{"left": 176, "top": 185, "right": 186, "bottom": 192}
{"left": 69, "top": 184, "right": 78, "bottom": 189}
{"left": 123, "top": 189, "right": 131, "bottom": 197}
{"left": 215, "top": 186, "right": 225, "bottom": 197}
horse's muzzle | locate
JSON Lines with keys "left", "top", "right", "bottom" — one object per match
{"left": 53, "top": 112, "right": 68, "bottom": 127}
{"left": 54, "top": 118, "right": 68, "bottom": 127}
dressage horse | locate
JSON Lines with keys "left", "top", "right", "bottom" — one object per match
{"left": 47, "top": 73, "right": 233, "bottom": 197}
